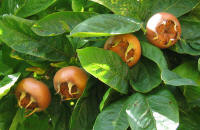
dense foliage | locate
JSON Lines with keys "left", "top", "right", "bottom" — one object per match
{"left": 0, "top": 0, "right": 200, "bottom": 130}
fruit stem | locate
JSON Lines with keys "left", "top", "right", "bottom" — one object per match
{"left": 25, "top": 108, "right": 40, "bottom": 117}
{"left": 18, "top": 92, "right": 26, "bottom": 108}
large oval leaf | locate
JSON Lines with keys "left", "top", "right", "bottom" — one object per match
{"left": 161, "top": 69, "right": 197, "bottom": 86}
{"left": 0, "top": 95, "right": 18, "bottom": 130}
{"left": 129, "top": 58, "right": 161, "bottom": 93}
{"left": 77, "top": 47, "right": 129, "bottom": 94}
{"left": 141, "top": 41, "right": 168, "bottom": 70}
{"left": 93, "top": 98, "right": 129, "bottom": 130}
{"left": 126, "top": 89, "right": 179, "bottom": 130}
{"left": 0, "top": 15, "right": 68, "bottom": 61}
{"left": 70, "top": 14, "right": 142, "bottom": 37}
{"left": 91, "top": 0, "right": 199, "bottom": 20}
{"left": 99, "top": 88, "right": 122, "bottom": 111}
{"left": 16, "top": 0, "right": 56, "bottom": 17}
{"left": 141, "top": 41, "right": 196, "bottom": 87}
{"left": 31, "top": 11, "right": 97, "bottom": 36}
{"left": 171, "top": 18, "right": 200, "bottom": 55}
{"left": 0, "top": 0, "right": 25, "bottom": 15}
{"left": 0, "top": 73, "right": 21, "bottom": 100}
{"left": 173, "top": 61, "right": 200, "bottom": 106}
{"left": 0, "top": 50, "right": 13, "bottom": 76}
{"left": 70, "top": 78, "right": 106, "bottom": 130}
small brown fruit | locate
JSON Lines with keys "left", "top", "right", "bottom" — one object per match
{"left": 104, "top": 34, "right": 141, "bottom": 67}
{"left": 146, "top": 12, "right": 181, "bottom": 48}
{"left": 53, "top": 66, "right": 88, "bottom": 100}
{"left": 15, "top": 78, "right": 51, "bottom": 117}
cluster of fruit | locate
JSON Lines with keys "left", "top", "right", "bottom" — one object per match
{"left": 15, "top": 12, "right": 181, "bottom": 117}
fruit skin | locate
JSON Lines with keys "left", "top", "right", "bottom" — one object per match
{"left": 15, "top": 78, "right": 51, "bottom": 111}
{"left": 146, "top": 12, "right": 181, "bottom": 49}
{"left": 53, "top": 66, "right": 88, "bottom": 99}
{"left": 104, "top": 34, "right": 141, "bottom": 67}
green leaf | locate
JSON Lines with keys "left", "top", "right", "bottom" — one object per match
{"left": 126, "top": 89, "right": 179, "bottom": 130}
{"left": 91, "top": 0, "right": 199, "bottom": 20}
{"left": 10, "top": 109, "right": 50, "bottom": 130}
{"left": 72, "top": 0, "right": 86, "bottom": 12}
{"left": 0, "top": 0, "right": 25, "bottom": 15}
{"left": 70, "top": 14, "right": 142, "bottom": 37}
{"left": 70, "top": 78, "right": 105, "bottom": 130}
{"left": 77, "top": 47, "right": 129, "bottom": 94}
{"left": 129, "top": 58, "right": 161, "bottom": 93}
{"left": 0, "top": 15, "right": 68, "bottom": 61}
{"left": 9, "top": 109, "right": 26, "bottom": 130}
{"left": 68, "top": 37, "right": 88, "bottom": 54}
{"left": 93, "top": 98, "right": 129, "bottom": 130}
{"left": 141, "top": 42, "right": 196, "bottom": 87}
{"left": 47, "top": 95, "right": 71, "bottom": 130}
{"left": 10, "top": 50, "right": 45, "bottom": 62}
{"left": 171, "top": 18, "right": 200, "bottom": 55}
{"left": 99, "top": 88, "right": 122, "bottom": 111}
{"left": 141, "top": 41, "right": 168, "bottom": 70}
{"left": 16, "top": 0, "right": 56, "bottom": 17}
{"left": 173, "top": 61, "right": 200, "bottom": 106}
{"left": 198, "top": 58, "right": 200, "bottom": 72}
{"left": 190, "top": 2, "right": 200, "bottom": 20}
{"left": 31, "top": 11, "right": 97, "bottom": 36}
{"left": 126, "top": 93, "right": 156, "bottom": 130}
{"left": 0, "top": 95, "right": 17, "bottom": 130}
{"left": 147, "top": 89, "right": 179, "bottom": 130}
{"left": 161, "top": 69, "right": 197, "bottom": 86}
{"left": 0, "top": 73, "right": 21, "bottom": 100}
{"left": 178, "top": 107, "right": 200, "bottom": 130}
{"left": 0, "top": 50, "right": 13, "bottom": 76}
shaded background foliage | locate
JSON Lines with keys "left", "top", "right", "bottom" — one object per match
{"left": 0, "top": 0, "right": 200, "bottom": 130}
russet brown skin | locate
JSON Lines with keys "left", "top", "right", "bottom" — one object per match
{"left": 53, "top": 66, "right": 88, "bottom": 100}
{"left": 146, "top": 12, "right": 181, "bottom": 49}
{"left": 15, "top": 78, "right": 51, "bottom": 111}
{"left": 104, "top": 34, "right": 141, "bottom": 67}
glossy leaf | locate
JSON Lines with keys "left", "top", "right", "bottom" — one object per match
{"left": 70, "top": 78, "right": 105, "bottom": 130}
{"left": 10, "top": 109, "right": 50, "bottom": 130}
{"left": 173, "top": 61, "right": 200, "bottom": 106}
{"left": 77, "top": 47, "right": 129, "bottom": 94}
{"left": 91, "top": 0, "right": 199, "bottom": 20}
{"left": 10, "top": 50, "right": 45, "bottom": 62}
{"left": 141, "top": 42, "right": 196, "bottom": 87}
{"left": 16, "top": 0, "right": 56, "bottom": 17}
{"left": 47, "top": 95, "right": 71, "bottom": 130}
{"left": 161, "top": 69, "right": 197, "bottom": 86}
{"left": 126, "top": 90, "right": 179, "bottom": 130}
{"left": 141, "top": 41, "right": 168, "bottom": 70}
{"left": 70, "top": 14, "right": 142, "bottom": 37}
{"left": 0, "top": 73, "right": 21, "bottom": 100}
{"left": 0, "top": 51, "right": 13, "bottom": 76}
{"left": 147, "top": 89, "right": 179, "bottom": 130}
{"left": 129, "top": 58, "right": 161, "bottom": 93}
{"left": 0, "top": 0, "right": 25, "bottom": 15}
{"left": 198, "top": 58, "right": 200, "bottom": 72}
{"left": 72, "top": 0, "right": 86, "bottom": 12}
{"left": 93, "top": 98, "right": 129, "bottom": 130}
{"left": 99, "top": 88, "right": 122, "bottom": 111}
{"left": 31, "top": 11, "right": 97, "bottom": 36}
{"left": 126, "top": 93, "right": 156, "bottom": 130}
{"left": 0, "top": 95, "right": 17, "bottom": 130}
{"left": 171, "top": 18, "right": 200, "bottom": 55}
{"left": 178, "top": 108, "right": 200, "bottom": 130}
{"left": 0, "top": 15, "right": 68, "bottom": 61}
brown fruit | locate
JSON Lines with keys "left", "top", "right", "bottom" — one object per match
{"left": 53, "top": 66, "right": 88, "bottom": 100}
{"left": 104, "top": 34, "right": 141, "bottom": 67}
{"left": 146, "top": 12, "right": 181, "bottom": 48}
{"left": 15, "top": 78, "right": 51, "bottom": 117}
